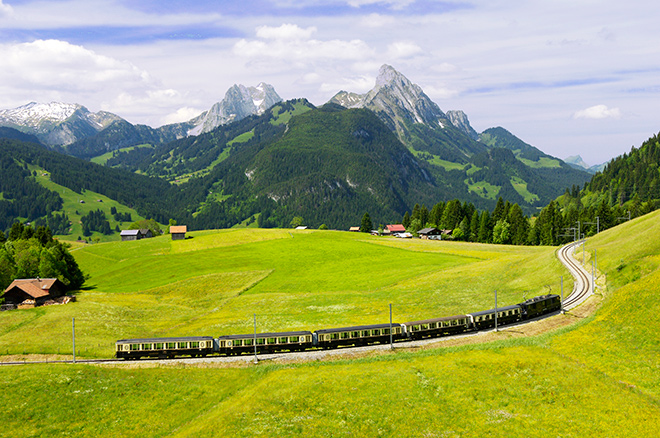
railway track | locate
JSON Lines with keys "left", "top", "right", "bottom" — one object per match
{"left": 557, "top": 240, "right": 593, "bottom": 310}
{"left": 2, "top": 241, "right": 594, "bottom": 367}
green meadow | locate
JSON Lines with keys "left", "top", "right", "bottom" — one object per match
{"left": 28, "top": 164, "right": 149, "bottom": 242}
{"left": 2, "top": 211, "right": 660, "bottom": 436}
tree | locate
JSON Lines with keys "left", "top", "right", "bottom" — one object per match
{"left": 492, "top": 219, "right": 511, "bottom": 244}
{"left": 318, "top": 224, "right": 328, "bottom": 230}
{"left": 402, "top": 211, "right": 411, "bottom": 228}
{"left": 289, "top": 216, "right": 304, "bottom": 228}
{"left": 477, "top": 210, "right": 491, "bottom": 243}
{"left": 360, "top": 213, "right": 373, "bottom": 233}
{"left": 129, "top": 218, "right": 163, "bottom": 236}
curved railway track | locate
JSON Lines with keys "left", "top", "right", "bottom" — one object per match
{"left": 557, "top": 240, "right": 593, "bottom": 310}
{"left": 1, "top": 241, "right": 595, "bottom": 367}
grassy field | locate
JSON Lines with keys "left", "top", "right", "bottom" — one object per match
{"left": 2, "top": 212, "right": 660, "bottom": 436}
{"left": 28, "top": 164, "right": 151, "bottom": 242}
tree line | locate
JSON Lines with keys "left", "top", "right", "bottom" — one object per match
{"left": 0, "top": 223, "right": 86, "bottom": 292}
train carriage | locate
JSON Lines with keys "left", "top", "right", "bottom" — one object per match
{"left": 216, "top": 331, "right": 313, "bottom": 355}
{"left": 402, "top": 314, "right": 470, "bottom": 340}
{"left": 314, "top": 323, "right": 404, "bottom": 349}
{"left": 116, "top": 336, "right": 215, "bottom": 360}
{"left": 467, "top": 305, "right": 522, "bottom": 330}
{"left": 519, "top": 294, "right": 561, "bottom": 319}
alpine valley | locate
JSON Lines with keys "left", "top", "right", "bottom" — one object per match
{"left": 0, "top": 65, "right": 593, "bottom": 235}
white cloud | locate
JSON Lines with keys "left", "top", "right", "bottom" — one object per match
{"left": 256, "top": 24, "right": 316, "bottom": 40}
{"left": 319, "top": 75, "right": 375, "bottom": 94}
{"left": 0, "top": 39, "right": 152, "bottom": 92}
{"left": 386, "top": 41, "right": 423, "bottom": 59}
{"left": 233, "top": 25, "right": 373, "bottom": 61}
{"left": 161, "top": 106, "right": 204, "bottom": 125}
{"left": 0, "top": 0, "right": 13, "bottom": 17}
{"left": 573, "top": 104, "right": 622, "bottom": 120}
{"left": 360, "top": 13, "right": 397, "bottom": 28}
{"left": 347, "top": 0, "right": 415, "bottom": 9}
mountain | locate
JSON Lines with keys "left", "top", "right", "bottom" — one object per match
{"left": 0, "top": 126, "right": 43, "bottom": 145}
{"left": 0, "top": 102, "right": 122, "bottom": 147}
{"left": 564, "top": 155, "right": 608, "bottom": 174}
{"left": 446, "top": 110, "right": 479, "bottom": 141}
{"left": 329, "top": 64, "right": 486, "bottom": 162}
{"left": 187, "top": 83, "right": 282, "bottom": 136}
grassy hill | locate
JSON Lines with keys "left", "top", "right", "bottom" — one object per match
{"left": 1, "top": 212, "right": 660, "bottom": 436}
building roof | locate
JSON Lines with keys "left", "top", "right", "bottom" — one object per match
{"left": 120, "top": 229, "right": 140, "bottom": 236}
{"left": 386, "top": 224, "right": 406, "bottom": 233}
{"left": 349, "top": 226, "right": 360, "bottom": 232}
{"left": 170, "top": 225, "right": 187, "bottom": 234}
{"left": 418, "top": 227, "right": 439, "bottom": 234}
{"left": 3, "top": 278, "right": 61, "bottom": 299}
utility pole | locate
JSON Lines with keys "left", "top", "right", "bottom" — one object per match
{"left": 253, "top": 313, "right": 258, "bottom": 364}
{"left": 72, "top": 317, "right": 76, "bottom": 364}
{"left": 560, "top": 276, "right": 564, "bottom": 313}
{"left": 389, "top": 304, "right": 393, "bottom": 350}
{"left": 494, "top": 290, "right": 498, "bottom": 332}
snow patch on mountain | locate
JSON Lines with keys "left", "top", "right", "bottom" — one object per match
{"left": 187, "top": 82, "right": 282, "bottom": 136}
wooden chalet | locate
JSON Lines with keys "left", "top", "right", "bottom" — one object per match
{"left": 349, "top": 226, "right": 360, "bottom": 232}
{"left": 120, "top": 229, "right": 141, "bottom": 241}
{"left": 170, "top": 225, "right": 187, "bottom": 240}
{"left": 2, "top": 278, "right": 66, "bottom": 307}
{"left": 418, "top": 227, "right": 441, "bottom": 239}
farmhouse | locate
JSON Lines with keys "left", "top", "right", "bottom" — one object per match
{"left": 418, "top": 227, "right": 441, "bottom": 239}
{"left": 384, "top": 224, "right": 406, "bottom": 235}
{"left": 2, "top": 278, "right": 66, "bottom": 307}
{"left": 139, "top": 229, "right": 153, "bottom": 239}
{"left": 170, "top": 225, "right": 187, "bottom": 240}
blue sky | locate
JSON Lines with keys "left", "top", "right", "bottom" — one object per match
{"left": 1, "top": 0, "right": 659, "bottom": 164}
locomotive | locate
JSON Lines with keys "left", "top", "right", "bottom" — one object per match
{"left": 116, "top": 294, "right": 561, "bottom": 360}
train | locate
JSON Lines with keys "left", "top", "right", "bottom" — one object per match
{"left": 115, "top": 294, "right": 561, "bottom": 360}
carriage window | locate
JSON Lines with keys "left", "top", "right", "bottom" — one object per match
{"left": 429, "top": 323, "right": 437, "bottom": 329}
{"left": 382, "top": 328, "right": 390, "bottom": 335}
{"left": 256, "top": 338, "right": 265, "bottom": 345}
{"left": 166, "top": 342, "right": 176, "bottom": 349}
{"left": 155, "top": 343, "right": 164, "bottom": 349}
{"left": 130, "top": 344, "right": 139, "bottom": 351}
{"left": 177, "top": 342, "right": 187, "bottom": 349}
{"left": 190, "top": 342, "right": 199, "bottom": 348}
{"left": 351, "top": 331, "right": 360, "bottom": 338}
{"left": 279, "top": 337, "right": 288, "bottom": 343}
{"left": 372, "top": 330, "right": 380, "bottom": 336}
{"left": 340, "top": 332, "right": 349, "bottom": 339}
{"left": 331, "top": 333, "right": 339, "bottom": 340}
{"left": 361, "top": 330, "right": 370, "bottom": 337}
{"left": 141, "top": 344, "right": 151, "bottom": 350}
{"left": 244, "top": 339, "right": 254, "bottom": 346}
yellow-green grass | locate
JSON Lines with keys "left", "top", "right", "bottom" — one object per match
{"left": 510, "top": 176, "right": 540, "bottom": 203}
{"left": 3, "top": 212, "right": 660, "bottom": 437}
{"left": 28, "top": 164, "right": 149, "bottom": 242}
{"left": 0, "top": 228, "right": 569, "bottom": 357}
{"left": 90, "top": 144, "right": 154, "bottom": 165}
{"left": 227, "top": 129, "right": 254, "bottom": 145}
{"left": 467, "top": 179, "right": 501, "bottom": 200}
{"left": 518, "top": 156, "right": 561, "bottom": 168}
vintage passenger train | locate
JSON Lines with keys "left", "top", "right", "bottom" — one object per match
{"left": 115, "top": 294, "right": 561, "bottom": 360}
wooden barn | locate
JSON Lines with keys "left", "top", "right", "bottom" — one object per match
{"left": 2, "top": 278, "right": 66, "bottom": 307}
{"left": 170, "top": 225, "right": 187, "bottom": 240}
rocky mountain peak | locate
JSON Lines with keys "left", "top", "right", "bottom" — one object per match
{"left": 0, "top": 101, "right": 123, "bottom": 146}
{"left": 187, "top": 82, "right": 282, "bottom": 136}
{"left": 446, "top": 110, "right": 479, "bottom": 141}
